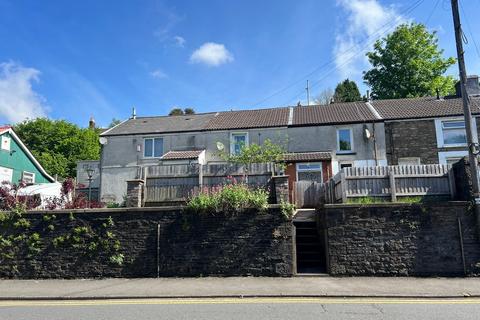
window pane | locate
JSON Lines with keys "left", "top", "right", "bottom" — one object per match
{"left": 298, "top": 163, "right": 321, "bottom": 171}
{"left": 443, "top": 129, "right": 466, "bottom": 145}
{"left": 232, "top": 134, "right": 246, "bottom": 154}
{"left": 338, "top": 129, "right": 352, "bottom": 151}
{"left": 154, "top": 138, "right": 163, "bottom": 157}
{"left": 298, "top": 171, "right": 322, "bottom": 183}
{"left": 442, "top": 121, "right": 465, "bottom": 129}
{"left": 144, "top": 139, "right": 153, "bottom": 157}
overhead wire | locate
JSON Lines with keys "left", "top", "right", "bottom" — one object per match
{"left": 250, "top": 0, "right": 425, "bottom": 107}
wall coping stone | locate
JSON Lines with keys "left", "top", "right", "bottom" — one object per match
{"left": 25, "top": 204, "right": 282, "bottom": 215}
{"left": 323, "top": 201, "right": 468, "bottom": 209}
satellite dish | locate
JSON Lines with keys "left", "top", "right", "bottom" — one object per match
{"left": 216, "top": 141, "right": 225, "bottom": 151}
{"left": 364, "top": 128, "right": 372, "bottom": 139}
{"left": 99, "top": 137, "right": 108, "bottom": 145}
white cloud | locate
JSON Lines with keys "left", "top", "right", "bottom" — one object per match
{"left": 190, "top": 42, "right": 234, "bottom": 67}
{"left": 174, "top": 35, "right": 186, "bottom": 48}
{"left": 150, "top": 69, "right": 168, "bottom": 79}
{"left": 334, "top": 0, "right": 405, "bottom": 80}
{"left": 0, "top": 61, "right": 48, "bottom": 123}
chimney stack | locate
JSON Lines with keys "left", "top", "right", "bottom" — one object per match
{"left": 88, "top": 116, "right": 95, "bottom": 130}
{"left": 455, "top": 75, "right": 480, "bottom": 97}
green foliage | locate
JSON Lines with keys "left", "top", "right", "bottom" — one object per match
{"left": 14, "top": 118, "right": 101, "bottom": 178}
{"left": 108, "top": 118, "right": 122, "bottom": 128}
{"left": 333, "top": 79, "right": 362, "bottom": 102}
{"left": 363, "top": 23, "right": 456, "bottom": 99}
{"left": 168, "top": 107, "right": 195, "bottom": 116}
{"left": 220, "top": 138, "right": 286, "bottom": 175}
{"left": 109, "top": 253, "right": 125, "bottom": 266}
{"left": 280, "top": 200, "right": 296, "bottom": 220}
{"left": 187, "top": 183, "right": 269, "bottom": 214}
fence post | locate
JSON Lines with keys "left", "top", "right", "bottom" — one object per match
{"left": 389, "top": 169, "right": 397, "bottom": 202}
{"left": 340, "top": 172, "right": 347, "bottom": 203}
{"left": 448, "top": 167, "right": 456, "bottom": 199}
{"left": 198, "top": 163, "right": 204, "bottom": 188}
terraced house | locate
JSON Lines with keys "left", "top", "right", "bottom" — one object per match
{"left": 94, "top": 76, "right": 480, "bottom": 204}
{"left": 98, "top": 104, "right": 387, "bottom": 203}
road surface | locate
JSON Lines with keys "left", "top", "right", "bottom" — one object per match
{"left": 1, "top": 297, "right": 479, "bottom": 319}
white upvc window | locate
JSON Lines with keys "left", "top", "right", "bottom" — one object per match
{"left": 296, "top": 162, "right": 323, "bottom": 183}
{"left": 230, "top": 132, "right": 248, "bottom": 155}
{"left": 22, "top": 171, "right": 35, "bottom": 184}
{"left": 336, "top": 128, "right": 353, "bottom": 153}
{"left": 438, "top": 151, "right": 468, "bottom": 166}
{"left": 435, "top": 118, "right": 476, "bottom": 148}
{"left": 144, "top": 137, "right": 164, "bottom": 158}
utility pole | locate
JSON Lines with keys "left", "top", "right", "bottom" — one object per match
{"left": 306, "top": 80, "right": 310, "bottom": 106}
{"left": 451, "top": 0, "right": 480, "bottom": 197}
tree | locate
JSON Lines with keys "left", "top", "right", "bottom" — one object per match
{"left": 14, "top": 118, "right": 101, "bottom": 178}
{"left": 363, "top": 23, "right": 456, "bottom": 99}
{"left": 333, "top": 79, "right": 362, "bottom": 102}
{"left": 108, "top": 118, "right": 122, "bottom": 128}
{"left": 168, "top": 107, "right": 196, "bottom": 116}
{"left": 184, "top": 108, "right": 195, "bottom": 115}
{"left": 314, "top": 88, "right": 334, "bottom": 105}
{"left": 168, "top": 108, "right": 184, "bottom": 116}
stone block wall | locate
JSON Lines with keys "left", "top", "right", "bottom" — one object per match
{"left": 0, "top": 207, "right": 294, "bottom": 279}
{"left": 321, "top": 202, "right": 480, "bottom": 276}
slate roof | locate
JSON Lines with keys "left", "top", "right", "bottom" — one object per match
{"left": 102, "top": 113, "right": 217, "bottom": 136}
{"left": 161, "top": 150, "right": 204, "bottom": 160}
{"left": 283, "top": 152, "right": 332, "bottom": 162}
{"left": 292, "top": 102, "right": 378, "bottom": 126}
{"left": 100, "top": 96, "right": 480, "bottom": 136}
{"left": 204, "top": 107, "right": 290, "bottom": 130}
{"left": 371, "top": 97, "right": 480, "bottom": 120}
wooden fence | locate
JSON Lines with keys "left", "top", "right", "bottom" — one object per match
{"left": 324, "top": 164, "right": 455, "bottom": 203}
{"left": 294, "top": 181, "right": 324, "bottom": 208}
{"left": 142, "top": 163, "right": 273, "bottom": 203}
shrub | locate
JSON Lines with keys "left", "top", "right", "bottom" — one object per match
{"left": 187, "top": 181, "right": 268, "bottom": 214}
{"left": 280, "top": 200, "right": 296, "bottom": 219}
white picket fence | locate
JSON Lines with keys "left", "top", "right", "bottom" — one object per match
{"left": 324, "top": 164, "right": 455, "bottom": 203}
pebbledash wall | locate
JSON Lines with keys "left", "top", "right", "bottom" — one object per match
{"left": 320, "top": 202, "right": 480, "bottom": 276}
{"left": 0, "top": 207, "right": 294, "bottom": 279}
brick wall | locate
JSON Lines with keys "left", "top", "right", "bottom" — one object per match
{"left": 385, "top": 118, "right": 480, "bottom": 165}
{"left": 321, "top": 202, "right": 480, "bottom": 276}
{"left": 0, "top": 207, "right": 294, "bottom": 279}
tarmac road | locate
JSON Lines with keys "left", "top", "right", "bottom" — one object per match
{"left": 1, "top": 297, "right": 480, "bottom": 320}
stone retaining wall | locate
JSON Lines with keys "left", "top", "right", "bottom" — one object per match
{"left": 321, "top": 202, "right": 480, "bottom": 276}
{"left": 0, "top": 207, "right": 294, "bottom": 279}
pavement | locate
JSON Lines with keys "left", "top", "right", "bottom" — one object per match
{"left": 1, "top": 277, "right": 480, "bottom": 300}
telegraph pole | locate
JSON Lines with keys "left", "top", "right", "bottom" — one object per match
{"left": 451, "top": 0, "right": 480, "bottom": 197}
{"left": 306, "top": 80, "right": 310, "bottom": 106}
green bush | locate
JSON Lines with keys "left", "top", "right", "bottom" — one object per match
{"left": 280, "top": 200, "right": 296, "bottom": 219}
{"left": 187, "top": 183, "right": 268, "bottom": 214}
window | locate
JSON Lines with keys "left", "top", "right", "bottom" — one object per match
{"left": 296, "top": 162, "right": 323, "bottom": 183}
{"left": 230, "top": 132, "right": 248, "bottom": 155}
{"left": 398, "top": 157, "right": 421, "bottom": 165}
{"left": 337, "top": 128, "right": 353, "bottom": 153}
{"left": 144, "top": 138, "right": 163, "bottom": 158}
{"left": 340, "top": 162, "right": 353, "bottom": 169}
{"left": 22, "top": 171, "right": 35, "bottom": 184}
{"left": 1, "top": 136, "right": 10, "bottom": 151}
{"left": 0, "top": 166, "right": 13, "bottom": 183}
{"left": 438, "top": 151, "right": 468, "bottom": 165}
{"left": 441, "top": 120, "right": 467, "bottom": 146}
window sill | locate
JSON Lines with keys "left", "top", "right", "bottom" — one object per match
{"left": 336, "top": 151, "right": 356, "bottom": 155}
{"left": 439, "top": 144, "right": 468, "bottom": 148}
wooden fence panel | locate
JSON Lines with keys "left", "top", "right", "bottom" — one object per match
{"left": 295, "top": 181, "right": 324, "bottom": 208}
{"left": 324, "top": 164, "right": 453, "bottom": 203}
{"left": 143, "top": 163, "right": 272, "bottom": 203}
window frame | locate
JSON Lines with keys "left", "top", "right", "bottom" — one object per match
{"left": 143, "top": 137, "right": 164, "bottom": 158}
{"left": 435, "top": 118, "right": 476, "bottom": 148}
{"left": 296, "top": 162, "right": 323, "bottom": 182}
{"left": 230, "top": 132, "right": 249, "bottom": 155}
{"left": 22, "top": 171, "right": 35, "bottom": 184}
{"left": 336, "top": 128, "right": 354, "bottom": 153}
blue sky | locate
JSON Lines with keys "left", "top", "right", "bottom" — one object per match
{"left": 0, "top": 0, "right": 479, "bottom": 127}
